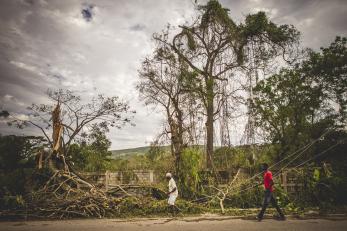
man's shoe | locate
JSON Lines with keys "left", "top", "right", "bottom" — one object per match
{"left": 273, "top": 214, "right": 286, "bottom": 221}
{"left": 256, "top": 216, "right": 262, "bottom": 221}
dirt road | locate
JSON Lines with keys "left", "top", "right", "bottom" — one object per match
{"left": 1, "top": 216, "right": 347, "bottom": 231}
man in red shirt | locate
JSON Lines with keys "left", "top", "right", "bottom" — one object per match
{"left": 256, "top": 163, "right": 285, "bottom": 221}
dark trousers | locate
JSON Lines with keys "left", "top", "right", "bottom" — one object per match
{"left": 258, "top": 190, "right": 284, "bottom": 219}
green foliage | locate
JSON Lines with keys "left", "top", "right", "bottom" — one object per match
{"left": 0, "top": 168, "right": 34, "bottom": 197}
{"left": 199, "top": 0, "right": 236, "bottom": 31}
{"left": 110, "top": 144, "right": 174, "bottom": 187}
{"left": 222, "top": 180, "right": 290, "bottom": 209}
{"left": 293, "top": 166, "right": 347, "bottom": 209}
{"left": 0, "top": 135, "right": 43, "bottom": 172}
{"left": 242, "top": 11, "right": 299, "bottom": 45}
{"left": 0, "top": 135, "right": 46, "bottom": 197}
{"left": 147, "top": 141, "right": 166, "bottom": 162}
{"left": 252, "top": 37, "right": 346, "bottom": 165}
{"left": 179, "top": 148, "right": 203, "bottom": 197}
{"left": 255, "top": 144, "right": 279, "bottom": 167}
{"left": 238, "top": 11, "right": 299, "bottom": 65}
{"left": 69, "top": 125, "right": 113, "bottom": 172}
{"left": 302, "top": 36, "right": 347, "bottom": 123}
{"left": 81, "top": 146, "right": 112, "bottom": 172}
{"left": 213, "top": 144, "right": 282, "bottom": 171}
{"left": 110, "top": 146, "right": 152, "bottom": 159}
{"left": 252, "top": 68, "right": 328, "bottom": 161}
{"left": 183, "top": 28, "right": 197, "bottom": 51}
{"left": 213, "top": 146, "right": 251, "bottom": 170}
{"left": 0, "top": 195, "right": 25, "bottom": 210}
{"left": 224, "top": 185, "right": 263, "bottom": 208}
{"left": 115, "top": 197, "right": 206, "bottom": 217}
{"left": 315, "top": 130, "right": 347, "bottom": 175}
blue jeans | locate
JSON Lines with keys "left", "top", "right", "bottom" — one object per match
{"left": 258, "top": 189, "right": 284, "bottom": 219}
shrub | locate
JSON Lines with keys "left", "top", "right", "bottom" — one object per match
{"left": 179, "top": 148, "right": 203, "bottom": 198}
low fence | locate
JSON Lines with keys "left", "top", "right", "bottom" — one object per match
{"left": 215, "top": 167, "right": 306, "bottom": 194}
{"left": 277, "top": 169, "right": 305, "bottom": 194}
{"left": 81, "top": 168, "right": 306, "bottom": 193}
{"left": 81, "top": 170, "right": 155, "bottom": 190}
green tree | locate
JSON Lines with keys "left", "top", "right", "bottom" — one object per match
{"left": 0, "top": 135, "right": 44, "bottom": 172}
{"left": 0, "top": 135, "right": 45, "bottom": 196}
{"left": 179, "top": 148, "right": 203, "bottom": 197}
{"left": 251, "top": 69, "right": 326, "bottom": 161}
{"left": 251, "top": 37, "right": 347, "bottom": 161}
{"left": 302, "top": 36, "right": 347, "bottom": 123}
{"left": 69, "top": 125, "right": 113, "bottom": 172}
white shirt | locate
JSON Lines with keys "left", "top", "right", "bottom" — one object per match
{"left": 168, "top": 178, "right": 178, "bottom": 196}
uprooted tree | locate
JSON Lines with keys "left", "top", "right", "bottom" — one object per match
{"left": 9, "top": 89, "right": 135, "bottom": 173}
{"left": 3, "top": 89, "right": 137, "bottom": 218}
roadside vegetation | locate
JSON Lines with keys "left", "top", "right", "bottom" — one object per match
{"left": 0, "top": 0, "right": 346, "bottom": 219}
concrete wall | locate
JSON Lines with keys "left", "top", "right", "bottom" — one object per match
{"left": 81, "top": 170, "right": 155, "bottom": 189}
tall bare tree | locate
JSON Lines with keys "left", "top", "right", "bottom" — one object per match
{"left": 137, "top": 31, "right": 193, "bottom": 175}
{"left": 155, "top": 0, "right": 300, "bottom": 169}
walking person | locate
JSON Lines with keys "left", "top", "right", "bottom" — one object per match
{"left": 256, "top": 163, "right": 285, "bottom": 221}
{"left": 166, "top": 172, "right": 179, "bottom": 215}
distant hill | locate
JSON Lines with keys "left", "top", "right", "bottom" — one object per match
{"left": 110, "top": 146, "right": 151, "bottom": 159}
{"left": 110, "top": 144, "right": 269, "bottom": 160}
{"left": 110, "top": 145, "right": 206, "bottom": 159}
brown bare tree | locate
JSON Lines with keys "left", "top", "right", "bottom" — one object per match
{"left": 137, "top": 30, "right": 196, "bottom": 176}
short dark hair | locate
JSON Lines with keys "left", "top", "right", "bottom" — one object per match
{"left": 262, "top": 163, "right": 269, "bottom": 170}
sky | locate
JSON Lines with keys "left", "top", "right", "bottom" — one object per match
{"left": 0, "top": 0, "right": 346, "bottom": 150}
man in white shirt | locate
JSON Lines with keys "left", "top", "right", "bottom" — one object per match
{"left": 166, "top": 172, "right": 179, "bottom": 215}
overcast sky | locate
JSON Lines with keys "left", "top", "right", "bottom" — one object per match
{"left": 0, "top": 0, "right": 346, "bottom": 150}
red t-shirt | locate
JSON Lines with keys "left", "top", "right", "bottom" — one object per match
{"left": 263, "top": 170, "right": 273, "bottom": 192}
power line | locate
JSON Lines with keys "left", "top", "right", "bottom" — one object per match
{"left": 289, "top": 139, "right": 345, "bottom": 170}
{"left": 193, "top": 129, "right": 340, "bottom": 203}
{"left": 228, "top": 129, "right": 333, "bottom": 190}
{"left": 234, "top": 138, "right": 344, "bottom": 195}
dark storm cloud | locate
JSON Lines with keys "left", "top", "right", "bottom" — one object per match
{"left": 0, "top": 0, "right": 346, "bottom": 149}
{"left": 81, "top": 4, "right": 95, "bottom": 22}
{"left": 129, "top": 23, "right": 147, "bottom": 31}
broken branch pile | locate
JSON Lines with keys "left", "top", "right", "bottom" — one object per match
{"left": 0, "top": 170, "right": 204, "bottom": 219}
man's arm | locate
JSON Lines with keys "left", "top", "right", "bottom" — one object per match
{"left": 168, "top": 187, "right": 177, "bottom": 195}
{"left": 268, "top": 172, "right": 275, "bottom": 189}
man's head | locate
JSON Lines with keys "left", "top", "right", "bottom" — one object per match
{"left": 166, "top": 172, "right": 172, "bottom": 180}
{"left": 261, "top": 163, "right": 269, "bottom": 172}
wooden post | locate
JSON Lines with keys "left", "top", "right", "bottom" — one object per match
{"left": 149, "top": 170, "right": 154, "bottom": 183}
{"left": 120, "top": 171, "right": 123, "bottom": 185}
{"left": 105, "top": 171, "right": 110, "bottom": 191}
{"left": 282, "top": 170, "right": 288, "bottom": 193}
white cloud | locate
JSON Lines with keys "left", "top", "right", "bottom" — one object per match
{"left": 10, "top": 61, "right": 44, "bottom": 76}
{"left": 298, "top": 18, "right": 314, "bottom": 27}
{"left": 15, "top": 113, "right": 30, "bottom": 121}
{"left": 0, "top": 0, "right": 346, "bottom": 149}
{"left": 252, "top": 7, "right": 278, "bottom": 18}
